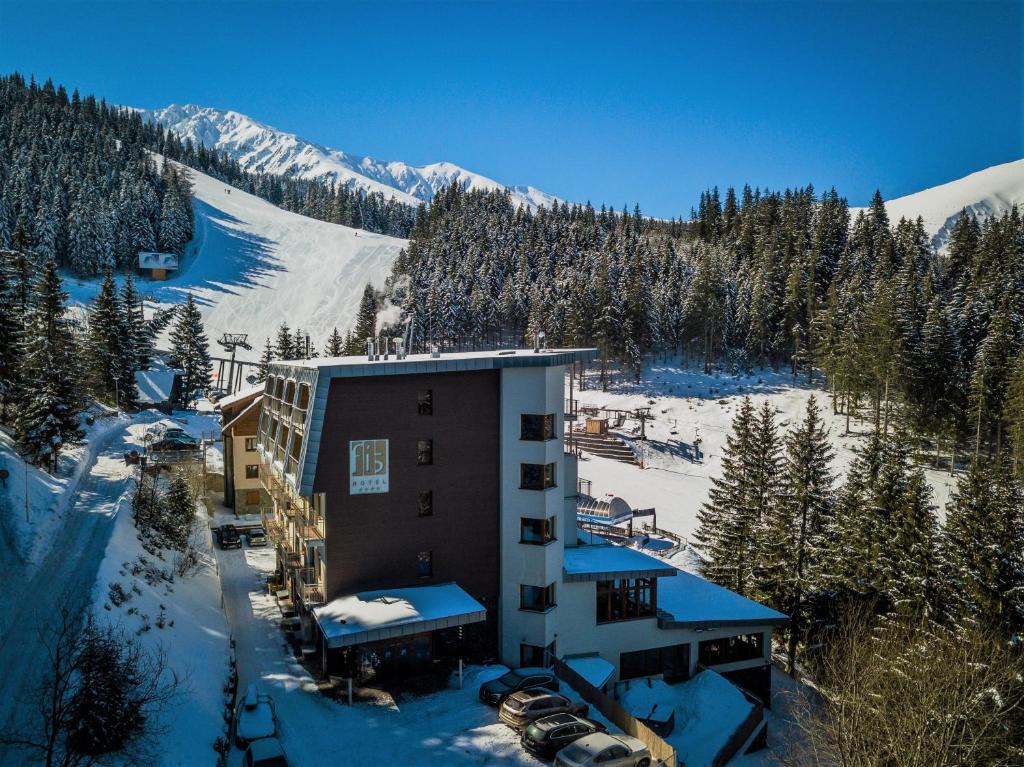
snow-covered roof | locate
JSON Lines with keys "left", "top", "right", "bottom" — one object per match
{"left": 137, "top": 251, "right": 179, "bottom": 270}
{"left": 271, "top": 347, "right": 597, "bottom": 375}
{"left": 562, "top": 544, "right": 678, "bottom": 582}
{"left": 565, "top": 655, "right": 615, "bottom": 689}
{"left": 657, "top": 569, "right": 788, "bottom": 629}
{"left": 312, "top": 582, "right": 486, "bottom": 649}
{"left": 218, "top": 384, "right": 264, "bottom": 411}
{"left": 135, "top": 366, "right": 179, "bottom": 404}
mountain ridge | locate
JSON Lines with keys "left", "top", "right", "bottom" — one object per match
{"left": 135, "top": 103, "right": 562, "bottom": 211}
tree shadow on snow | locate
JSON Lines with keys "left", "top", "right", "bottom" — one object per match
{"left": 149, "top": 203, "right": 285, "bottom": 305}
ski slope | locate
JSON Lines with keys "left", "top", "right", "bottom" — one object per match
{"left": 856, "top": 157, "right": 1024, "bottom": 249}
{"left": 66, "top": 159, "right": 407, "bottom": 359}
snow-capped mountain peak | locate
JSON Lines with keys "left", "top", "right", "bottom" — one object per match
{"left": 135, "top": 103, "right": 562, "bottom": 210}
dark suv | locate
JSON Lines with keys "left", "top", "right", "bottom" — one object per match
{"left": 219, "top": 524, "right": 242, "bottom": 550}
{"left": 479, "top": 667, "right": 559, "bottom": 706}
{"left": 522, "top": 713, "right": 607, "bottom": 759}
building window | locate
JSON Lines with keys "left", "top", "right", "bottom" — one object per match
{"left": 620, "top": 643, "right": 691, "bottom": 682}
{"left": 520, "top": 640, "right": 557, "bottom": 668}
{"left": 245, "top": 437, "right": 257, "bottom": 452}
{"left": 417, "top": 550, "right": 433, "bottom": 578}
{"left": 245, "top": 464, "right": 260, "bottom": 479}
{"left": 520, "top": 463, "right": 556, "bottom": 490}
{"left": 418, "top": 490, "right": 433, "bottom": 517}
{"left": 698, "top": 633, "right": 764, "bottom": 667}
{"left": 244, "top": 490, "right": 261, "bottom": 506}
{"left": 418, "top": 390, "right": 433, "bottom": 415}
{"left": 596, "top": 578, "right": 655, "bottom": 623}
{"left": 417, "top": 439, "right": 433, "bottom": 466}
{"left": 520, "top": 516, "right": 556, "bottom": 545}
{"left": 520, "top": 583, "right": 556, "bottom": 612}
{"left": 520, "top": 414, "right": 555, "bottom": 441}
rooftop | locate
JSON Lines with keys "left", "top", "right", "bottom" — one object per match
{"left": 565, "top": 655, "right": 615, "bottom": 689}
{"left": 270, "top": 347, "right": 597, "bottom": 378}
{"left": 657, "top": 569, "right": 788, "bottom": 628}
{"left": 312, "top": 582, "right": 486, "bottom": 649}
{"left": 137, "top": 251, "right": 179, "bottom": 269}
{"left": 562, "top": 544, "right": 678, "bottom": 582}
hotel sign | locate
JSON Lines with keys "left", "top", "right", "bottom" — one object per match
{"left": 349, "top": 439, "right": 389, "bottom": 494}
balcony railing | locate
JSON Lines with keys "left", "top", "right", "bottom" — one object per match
{"left": 297, "top": 567, "right": 325, "bottom": 606}
{"left": 301, "top": 524, "right": 324, "bottom": 543}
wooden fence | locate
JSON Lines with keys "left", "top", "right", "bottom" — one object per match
{"left": 550, "top": 657, "right": 678, "bottom": 767}
{"left": 711, "top": 687, "right": 764, "bottom": 766}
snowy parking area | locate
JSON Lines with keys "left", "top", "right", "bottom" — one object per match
{"left": 214, "top": 535, "right": 593, "bottom": 766}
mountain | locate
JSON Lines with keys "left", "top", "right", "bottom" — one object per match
{"left": 134, "top": 104, "right": 562, "bottom": 210}
{"left": 66, "top": 156, "right": 407, "bottom": 362}
{"left": 865, "top": 158, "right": 1024, "bottom": 250}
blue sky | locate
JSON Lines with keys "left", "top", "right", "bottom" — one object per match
{"left": 1, "top": 0, "right": 1020, "bottom": 217}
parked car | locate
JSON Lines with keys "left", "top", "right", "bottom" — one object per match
{"left": 554, "top": 733, "right": 652, "bottom": 767}
{"left": 219, "top": 525, "right": 242, "bottom": 550}
{"left": 479, "top": 667, "right": 559, "bottom": 706}
{"left": 148, "top": 438, "right": 196, "bottom": 453}
{"left": 243, "top": 737, "right": 288, "bottom": 767}
{"left": 161, "top": 427, "right": 198, "bottom": 445}
{"left": 499, "top": 689, "right": 588, "bottom": 730}
{"left": 521, "top": 713, "right": 607, "bottom": 759}
{"left": 247, "top": 528, "right": 268, "bottom": 547}
{"left": 234, "top": 684, "right": 277, "bottom": 747}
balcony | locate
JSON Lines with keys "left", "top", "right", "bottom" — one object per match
{"left": 301, "top": 524, "right": 324, "bottom": 544}
{"left": 297, "top": 567, "right": 325, "bottom": 606}
{"left": 284, "top": 551, "right": 302, "bottom": 569}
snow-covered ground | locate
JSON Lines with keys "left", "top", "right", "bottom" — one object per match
{"left": 572, "top": 363, "right": 957, "bottom": 543}
{"left": 65, "top": 158, "right": 407, "bottom": 361}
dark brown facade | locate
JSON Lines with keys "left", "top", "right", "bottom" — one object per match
{"left": 313, "top": 370, "right": 501, "bottom": 613}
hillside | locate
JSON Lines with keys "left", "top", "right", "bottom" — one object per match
{"left": 136, "top": 104, "right": 562, "bottom": 210}
{"left": 863, "top": 157, "right": 1024, "bottom": 249}
{"left": 66, "top": 157, "right": 407, "bottom": 359}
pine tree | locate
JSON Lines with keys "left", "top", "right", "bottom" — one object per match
{"left": 759, "top": 395, "right": 835, "bottom": 674}
{"left": 323, "top": 327, "right": 344, "bottom": 357}
{"left": 0, "top": 252, "right": 22, "bottom": 420}
{"left": 274, "top": 322, "right": 293, "bottom": 360}
{"left": 167, "top": 295, "right": 210, "bottom": 407}
{"left": 15, "top": 258, "right": 83, "bottom": 470}
{"left": 255, "top": 338, "right": 273, "bottom": 384}
{"left": 353, "top": 283, "right": 378, "bottom": 344}
{"left": 86, "top": 270, "right": 137, "bottom": 408}
{"left": 695, "top": 397, "right": 761, "bottom": 595}
{"left": 943, "top": 460, "right": 1024, "bottom": 636}
{"left": 119, "top": 274, "right": 152, "bottom": 370}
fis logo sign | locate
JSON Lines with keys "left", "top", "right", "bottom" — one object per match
{"left": 350, "top": 439, "right": 389, "bottom": 494}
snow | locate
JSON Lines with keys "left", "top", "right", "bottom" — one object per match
{"left": 853, "top": 157, "right": 1024, "bottom": 250}
{"left": 135, "top": 362, "right": 179, "bottom": 404}
{"left": 657, "top": 569, "right": 787, "bottom": 626}
{"left": 90, "top": 462, "right": 230, "bottom": 767}
{"left": 572, "top": 364, "right": 958, "bottom": 544}
{"left": 562, "top": 543, "right": 677, "bottom": 579}
{"left": 218, "top": 384, "right": 264, "bottom": 410}
{"left": 313, "top": 582, "right": 486, "bottom": 647}
{"left": 564, "top": 656, "right": 615, "bottom": 689}
{"left": 134, "top": 104, "right": 565, "bottom": 211}
{"left": 65, "top": 156, "right": 407, "bottom": 361}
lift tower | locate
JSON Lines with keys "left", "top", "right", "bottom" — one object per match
{"left": 218, "top": 333, "right": 252, "bottom": 395}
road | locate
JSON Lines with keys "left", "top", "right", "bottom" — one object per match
{"left": 0, "top": 421, "right": 139, "bottom": 765}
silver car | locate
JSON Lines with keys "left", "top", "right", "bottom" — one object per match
{"left": 554, "top": 732, "right": 652, "bottom": 767}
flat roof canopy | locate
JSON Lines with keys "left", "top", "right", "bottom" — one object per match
{"left": 565, "top": 655, "right": 615, "bottom": 689}
{"left": 312, "top": 582, "right": 486, "bottom": 649}
{"left": 657, "top": 570, "right": 788, "bottom": 629}
{"left": 563, "top": 544, "right": 678, "bottom": 582}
